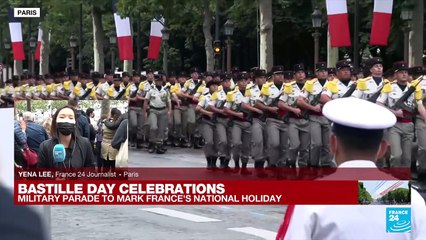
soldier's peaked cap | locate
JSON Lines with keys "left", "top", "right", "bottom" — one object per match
{"left": 336, "top": 60, "right": 351, "bottom": 70}
{"left": 393, "top": 61, "right": 408, "bottom": 73}
{"left": 293, "top": 63, "right": 305, "bottom": 72}
{"left": 369, "top": 57, "right": 383, "bottom": 68}
{"left": 271, "top": 65, "right": 284, "bottom": 74}
{"left": 315, "top": 62, "right": 327, "bottom": 72}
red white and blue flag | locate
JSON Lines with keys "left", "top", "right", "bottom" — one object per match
{"left": 35, "top": 26, "right": 42, "bottom": 61}
{"left": 370, "top": 0, "right": 393, "bottom": 46}
{"left": 147, "top": 18, "right": 164, "bottom": 60}
{"left": 112, "top": 0, "right": 134, "bottom": 60}
{"left": 8, "top": 8, "right": 25, "bottom": 60}
{"left": 325, "top": 0, "right": 351, "bottom": 47}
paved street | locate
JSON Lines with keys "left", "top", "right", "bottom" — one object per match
{"left": 47, "top": 147, "right": 285, "bottom": 240}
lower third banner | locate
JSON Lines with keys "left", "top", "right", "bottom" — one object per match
{"left": 15, "top": 180, "right": 358, "bottom": 205}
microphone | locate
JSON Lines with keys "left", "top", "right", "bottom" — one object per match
{"left": 53, "top": 144, "right": 66, "bottom": 167}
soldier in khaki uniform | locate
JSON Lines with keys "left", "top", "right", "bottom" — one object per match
{"left": 207, "top": 73, "right": 233, "bottom": 170}
{"left": 96, "top": 70, "right": 113, "bottom": 99}
{"left": 352, "top": 57, "right": 388, "bottom": 102}
{"left": 412, "top": 69, "right": 426, "bottom": 179}
{"left": 144, "top": 74, "right": 171, "bottom": 154}
{"left": 106, "top": 74, "right": 129, "bottom": 100}
{"left": 242, "top": 69, "right": 268, "bottom": 177}
{"left": 224, "top": 72, "right": 252, "bottom": 175}
{"left": 278, "top": 64, "right": 309, "bottom": 168}
{"left": 181, "top": 68, "right": 204, "bottom": 148}
{"left": 128, "top": 71, "right": 143, "bottom": 148}
{"left": 255, "top": 66, "right": 289, "bottom": 168}
{"left": 70, "top": 73, "right": 97, "bottom": 100}
{"left": 377, "top": 62, "right": 421, "bottom": 168}
{"left": 137, "top": 69, "right": 155, "bottom": 147}
{"left": 33, "top": 75, "right": 48, "bottom": 100}
{"left": 297, "top": 62, "right": 334, "bottom": 167}
{"left": 321, "top": 60, "right": 356, "bottom": 103}
{"left": 171, "top": 71, "right": 191, "bottom": 147}
{"left": 196, "top": 80, "right": 220, "bottom": 169}
{"left": 63, "top": 71, "right": 79, "bottom": 97}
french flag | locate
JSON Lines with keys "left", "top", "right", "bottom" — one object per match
{"left": 8, "top": 8, "right": 25, "bottom": 60}
{"left": 370, "top": 0, "right": 393, "bottom": 46}
{"left": 326, "top": 0, "right": 351, "bottom": 47}
{"left": 112, "top": 0, "right": 134, "bottom": 60}
{"left": 147, "top": 19, "right": 164, "bottom": 60}
{"left": 35, "top": 27, "right": 42, "bottom": 61}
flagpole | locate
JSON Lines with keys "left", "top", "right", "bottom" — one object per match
{"left": 353, "top": 0, "right": 359, "bottom": 68}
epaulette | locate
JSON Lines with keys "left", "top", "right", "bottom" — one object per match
{"left": 90, "top": 88, "right": 96, "bottom": 98}
{"left": 226, "top": 90, "right": 235, "bottom": 102}
{"left": 37, "top": 85, "right": 42, "bottom": 92}
{"left": 63, "top": 80, "right": 71, "bottom": 90}
{"left": 107, "top": 86, "right": 114, "bottom": 97}
{"left": 356, "top": 77, "right": 369, "bottom": 91}
{"left": 74, "top": 86, "right": 81, "bottom": 96}
{"left": 284, "top": 81, "right": 295, "bottom": 94}
{"left": 211, "top": 91, "right": 218, "bottom": 100}
{"left": 304, "top": 79, "right": 315, "bottom": 93}
{"left": 382, "top": 81, "right": 393, "bottom": 93}
{"left": 324, "top": 80, "right": 339, "bottom": 94}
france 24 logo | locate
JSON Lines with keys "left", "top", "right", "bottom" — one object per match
{"left": 386, "top": 208, "right": 411, "bottom": 233}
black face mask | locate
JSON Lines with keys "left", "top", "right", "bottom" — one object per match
{"left": 57, "top": 122, "right": 75, "bottom": 136}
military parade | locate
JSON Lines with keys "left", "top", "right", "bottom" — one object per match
{"left": 2, "top": 58, "right": 426, "bottom": 181}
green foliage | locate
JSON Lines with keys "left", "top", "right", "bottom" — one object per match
{"left": 358, "top": 182, "right": 372, "bottom": 204}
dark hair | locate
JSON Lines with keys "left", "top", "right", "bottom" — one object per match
{"left": 332, "top": 123, "right": 383, "bottom": 155}
{"left": 86, "top": 108, "right": 94, "bottom": 117}
{"left": 51, "top": 106, "right": 79, "bottom": 140}
{"left": 68, "top": 99, "right": 79, "bottom": 108}
{"left": 110, "top": 108, "right": 121, "bottom": 120}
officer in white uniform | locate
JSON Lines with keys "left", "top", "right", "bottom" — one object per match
{"left": 276, "top": 97, "right": 426, "bottom": 240}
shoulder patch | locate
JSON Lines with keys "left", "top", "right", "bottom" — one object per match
{"left": 356, "top": 77, "right": 369, "bottom": 91}
{"left": 226, "top": 91, "right": 235, "bottom": 102}
{"left": 284, "top": 83, "right": 293, "bottom": 94}
{"left": 382, "top": 82, "right": 393, "bottom": 93}
{"left": 304, "top": 80, "right": 315, "bottom": 93}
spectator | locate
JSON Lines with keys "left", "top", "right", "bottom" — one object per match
{"left": 0, "top": 185, "right": 47, "bottom": 240}
{"left": 42, "top": 117, "right": 52, "bottom": 138}
{"left": 112, "top": 118, "right": 128, "bottom": 150}
{"left": 85, "top": 108, "right": 97, "bottom": 150}
{"left": 101, "top": 108, "right": 122, "bottom": 171}
{"left": 38, "top": 106, "right": 95, "bottom": 168}
{"left": 95, "top": 114, "right": 107, "bottom": 168}
{"left": 22, "top": 112, "right": 49, "bottom": 155}
{"left": 67, "top": 99, "right": 90, "bottom": 140}
{"left": 14, "top": 120, "right": 27, "bottom": 168}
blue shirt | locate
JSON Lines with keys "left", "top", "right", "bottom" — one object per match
{"left": 14, "top": 121, "right": 27, "bottom": 148}
{"left": 26, "top": 121, "right": 49, "bottom": 154}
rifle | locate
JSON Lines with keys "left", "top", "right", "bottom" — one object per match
{"left": 189, "top": 80, "right": 203, "bottom": 96}
{"left": 211, "top": 100, "right": 226, "bottom": 123}
{"left": 391, "top": 79, "right": 423, "bottom": 113}
{"left": 301, "top": 91, "right": 323, "bottom": 119}
{"left": 282, "top": 101, "right": 298, "bottom": 123}
{"left": 258, "top": 93, "right": 282, "bottom": 122}
{"left": 367, "top": 85, "right": 385, "bottom": 103}
{"left": 80, "top": 88, "right": 92, "bottom": 99}
{"left": 130, "top": 89, "right": 138, "bottom": 98}
{"left": 115, "top": 88, "right": 127, "bottom": 100}
{"left": 341, "top": 83, "right": 357, "bottom": 98}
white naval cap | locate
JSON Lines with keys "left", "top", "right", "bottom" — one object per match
{"left": 323, "top": 97, "right": 396, "bottom": 130}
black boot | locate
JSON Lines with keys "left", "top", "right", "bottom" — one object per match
{"left": 193, "top": 137, "right": 202, "bottom": 149}
{"left": 156, "top": 143, "right": 167, "bottom": 154}
{"left": 240, "top": 161, "right": 252, "bottom": 176}
{"left": 206, "top": 157, "right": 212, "bottom": 170}
{"left": 233, "top": 159, "right": 240, "bottom": 173}
{"left": 166, "top": 136, "right": 173, "bottom": 146}
{"left": 255, "top": 160, "right": 268, "bottom": 178}
{"left": 210, "top": 157, "right": 218, "bottom": 170}
{"left": 148, "top": 143, "right": 156, "bottom": 153}
{"left": 220, "top": 157, "right": 232, "bottom": 172}
{"left": 173, "top": 137, "right": 181, "bottom": 147}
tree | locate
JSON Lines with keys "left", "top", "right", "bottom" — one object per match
{"left": 202, "top": 0, "right": 214, "bottom": 72}
{"left": 259, "top": 0, "right": 273, "bottom": 71}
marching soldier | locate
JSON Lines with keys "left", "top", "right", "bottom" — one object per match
{"left": 283, "top": 71, "right": 294, "bottom": 83}
{"left": 255, "top": 66, "right": 289, "bottom": 168}
{"left": 70, "top": 73, "right": 96, "bottom": 100}
{"left": 321, "top": 60, "right": 356, "bottom": 103}
{"left": 181, "top": 67, "right": 204, "bottom": 148}
{"left": 33, "top": 75, "right": 48, "bottom": 100}
{"left": 352, "top": 57, "right": 388, "bottom": 102}
{"left": 128, "top": 71, "right": 143, "bottom": 148}
{"left": 96, "top": 70, "right": 113, "bottom": 99}
{"left": 207, "top": 73, "right": 233, "bottom": 170}
{"left": 376, "top": 61, "right": 420, "bottom": 168}
{"left": 136, "top": 68, "right": 155, "bottom": 148}
{"left": 242, "top": 69, "right": 268, "bottom": 177}
{"left": 106, "top": 74, "right": 127, "bottom": 100}
{"left": 143, "top": 74, "right": 171, "bottom": 154}
{"left": 327, "top": 67, "right": 336, "bottom": 81}
{"left": 278, "top": 63, "right": 309, "bottom": 168}
{"left": 170, "top": 71, "right": 190, "bottom": 147}
{"left": 25, "top": 75, "right": 36, "bottom": 100}
{"left": 224, "top": 72, "right": 252, "bottom": 175}
{"left": 63, "top": 70, "right": 79, "bottom": 97}
{"left": 196, "top": 80, "right": 220, "bottom": 169}
{"left": 297, "top": 62, "right": 334, "bottom": 167}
